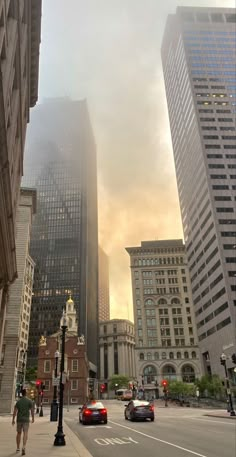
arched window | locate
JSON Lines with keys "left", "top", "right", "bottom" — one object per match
{"left": 162, "top": 352, "right": 167, "bottom": 360}
{"left": 139, "top": 353, "right": 144, "bottom": 361}
{"left": 182, "top": 365, "right": 195, "bottom": 383}
{"left": 143, "top": 365, "right": 157, "bottom": 384}
{"left": 154, "top": 352, "right": 159, "bottom": 360}
{"left": 158, "top": 298, "right": 167, "bottom": 305}
{"left": 185, "top": 298, "right": 189, "bottom": 304}
{"left": 169, "top": 352, "right": 174, "bottom": 359}
{"left": 162, "top": 365, "right": 177, "bottom": 381}
{"left": 184, "top": 351, "right": 189, "bottom": 359}
{"left": 139, "top": 340, "right": 143, "bottom": 347}
{"left": 171, "top": 297, "right": 180, "bottom": 304}
{"left": 145, "top": 299, "right": 154, "bottom": 306}
{"left": 177, "top": 351, "right": 182, "bottom": 359}
{"left": 147, "top": 352, "right": 152, "bottom": 360}
{"left": 191, "top": 351, "right": 197, "bottom": 359}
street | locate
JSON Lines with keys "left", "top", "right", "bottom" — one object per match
{"left": 65, "top": 400, "right": 236, "bottom": 457}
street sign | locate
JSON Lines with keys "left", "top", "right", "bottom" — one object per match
{"left": 52, "top": 377, "right": 60, "bottom": 387}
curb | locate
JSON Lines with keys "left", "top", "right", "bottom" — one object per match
{"left": 64, "top": 422, "right": 93, "bottom": 457}
{"left": 204, "top": 414, "right": 236, "bottom": 420}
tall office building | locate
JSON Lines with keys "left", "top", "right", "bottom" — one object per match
{"left": 23, "top": 98, "right": 99, "bottom": 373}
{"left": 126, "top": 240, "right": 202, "bottom": 398}
{"left": 98, "top": 247, "right": 110, "bottom": 321}
{"left": 0, "top": 0, "right": 41, "bottom": 365}
{"left": 161, "top": 7, "right": 236, "bottom": 377}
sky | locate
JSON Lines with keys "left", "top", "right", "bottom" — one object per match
{"left": 30, "top": 0, "right": 235, "bottom": 321}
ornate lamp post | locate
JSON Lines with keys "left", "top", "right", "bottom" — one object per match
{"left": 220, "top": 352, "right": 236, "bottom": 416}
{"left": 50, "top": 350, "right": 60, "bottom": 421}
{"left": 54, "top": 310, "right": 68, "bottom": 446}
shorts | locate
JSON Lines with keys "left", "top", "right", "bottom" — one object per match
{"left": 17, "top": 422, "right": 29, "bottom": 433}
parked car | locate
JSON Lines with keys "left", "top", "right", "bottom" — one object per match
{"left": 79, "top": 401, "right": 108, "bottom": 425}
{"left": 124, "top": 400, "right": 155, "bottom": 422}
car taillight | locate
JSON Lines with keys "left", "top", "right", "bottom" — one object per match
{"left": 84, "top": 409, "right": 92, "bottom": 415}
{"left": 150, "top": 405, "right": 154, "bottom": 411}
{"left": 100, "top": 408, "right": 107, "bottom": 414}
{"left": 134, "top": 407, "right": 138, "bottom": 411}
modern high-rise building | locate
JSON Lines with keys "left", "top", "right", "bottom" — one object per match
{"left": 98, "top": 247, "right": 110, "bottom": 321}
{"left": 161, "top": 7, "right": 236, "bottom": 377}
{"left": 0, "top": 0, "right": 41, "bottom": 366}
{"left": 0, "top": 188, "right": 36, "bottom": 413}
{"left": 126, "top": 240, "right": 202, "bottom": 398}
{"left": 23, "top": 98, "right": 99, "bottom": 374}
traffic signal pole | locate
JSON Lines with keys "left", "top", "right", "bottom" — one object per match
{"left": 220, "top": 353, "right": 236, "bottom": 417}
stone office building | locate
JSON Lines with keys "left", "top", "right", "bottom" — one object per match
{"left": 0, "top": 0, "right": 41, "bottom": 369}
{"left": 126, "top": 240, "right": 203, "bottom": 398}
{"left": 99, "top": 319, "right": 136, "bottom": 390}
{"left": 0, "top": 188, "right": 36, "bottom": 413}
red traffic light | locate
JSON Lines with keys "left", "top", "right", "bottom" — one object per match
{"left": 161, "top": 379, "right": 168, "bottom": 387}
{"left": 100, "top": 383, "right": 105, "bottom": 392}
{"left": 36, "top": 379, "right": 41, "bottom": 387}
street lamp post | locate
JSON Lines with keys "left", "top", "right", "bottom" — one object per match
{"left": 220, "top": 352, "right": 236, "bottom": 417}
{"left": 50, "top": 350, "right": 60, "bottom": 421}
{"left": 54, "top": 310, "right": 68, "bottom": 446}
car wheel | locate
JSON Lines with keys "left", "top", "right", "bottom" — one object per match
{"left": 82, "top": 420, "right": 87, "bottom": 425}
{"left": 130, "top": 414, "right": 135, "bottom": 422}
{"left": 104, "top": 419, "right": 107, "bottom": 424}
{"left": 125, "top": 412, "right": 128, "bottom": 420}
{"left": 151, "top": 417, "right": 155, "bottom": 422}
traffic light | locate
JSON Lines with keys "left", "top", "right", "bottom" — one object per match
{"left": 161, "top": 379, "right": 168, "bottom": 393}
{"left": 220, "top": 355, "right": 226, "bottom": 366}
{"left": 35, "top": 379, "right": 41, "bottom": 389}
{"left": 232, "top": 354, "right": 236, "bottom": 365}
{"left": 100, "top": 383, "right": 105, "bottom": 393}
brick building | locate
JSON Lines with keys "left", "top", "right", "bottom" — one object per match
{"left": 37, "top": 297, "right": 89, "bottom": 405}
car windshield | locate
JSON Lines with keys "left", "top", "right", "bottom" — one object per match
{"left": 133, "top": 400, "right": 149, "bottom": 407}
{"left": 86, "top": 402, "right": 104, "bottom": 409}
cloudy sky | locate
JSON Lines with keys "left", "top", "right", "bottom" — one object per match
{"left": 31, "top": 0, "right": 234, "bottom": 320}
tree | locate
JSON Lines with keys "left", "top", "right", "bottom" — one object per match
{"left": 195, "top": 375, "right": 224, "bottom": 398}
{"left": 168, "top": 381, "right": 194, "bottom": 399}
{"left": 25, "top": 366, "right": 37, "bottom": 384}
{"left": 109, "top": 375, "right": 130, "bottom": 391}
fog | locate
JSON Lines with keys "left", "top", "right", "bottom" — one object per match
{"left": 26, "top": 0, "right": 235, "bottom": 320}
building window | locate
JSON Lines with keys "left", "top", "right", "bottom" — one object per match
{"left": 44, "top": 380, "right": 50, "bottom": 391}
{"left": 191, "top": 351, "right": 197, "bottom": 359}
{"left": 182, "top": 365, "right": 195, "bottom": 383}
{"left": 103, "top": 325, "right": 107, "bottom": 334}
{"left": 71, "top": 379, "right": 78, "bottom": 390}
{"left": 154, "top": 352, "right": 159, "bottom": 360}
{"left": 169, "top": 352, "right": 174, "bottom": 359}
{"left": 143, "top": 365, "right": 157, "bottom": 384}
{"left": 139, "top": 353, "right": 144, "bottom": 360}
{"left": 177, "top": 352, "right": 182, "bottom": 359}
{"left": 72, "top": 359, "right": 78, "bottom": 372}
{"left": 184, "top": 351, "right": 189, "bottom": 359}
{"left": 44, "top": 360, "right": 51, "bottom": 373}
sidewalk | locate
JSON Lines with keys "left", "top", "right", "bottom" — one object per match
{"left": 0, "top": 414, "right": 92, "bottom": 457}
{"left": 204, "top": 410, "right": 236, "bottom": 420}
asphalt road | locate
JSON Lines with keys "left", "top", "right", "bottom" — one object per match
{"left": 65, "top": 400, "right": 236, "bottom": 457}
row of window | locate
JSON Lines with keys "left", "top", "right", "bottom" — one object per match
{"left": 136, "top": 297, "right": 189, "bottom": 307}
{"left": 134, "top": 257, "right": 184, "bottom": 266}
{"left": 44, "top": 358, "right": 78, "bottom": 373}
{"left": 199, "top": 316, "right": 231, "bottom": 341}
{"left": 139, "top": 351, "right": 197, "bottom": 361}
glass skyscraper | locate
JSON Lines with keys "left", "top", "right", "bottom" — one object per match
{"left": 161, "top": 7, "right": 236, "bottom": 377}
{"left": 23, "top": 99, "right": 99, "bottom": 372}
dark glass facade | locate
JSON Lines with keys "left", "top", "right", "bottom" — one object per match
{"left": 23, "top": 99, "right": 99, "bottom": 371}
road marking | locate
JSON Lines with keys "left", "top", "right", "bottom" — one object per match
{"left": 81, "top": 425, "right": 112, "bottom": 429}
{"left": 94, "top": 436, "right": 138, "bottom": 446}
{"left": 190, "top": 418, "right": 236, "bottom": 426}
{"left": 109, "top": 420, "right": 208, "bottom": 457}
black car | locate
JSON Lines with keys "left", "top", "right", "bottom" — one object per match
{"left": 79, "top": 401, "right": 108, "bottom": 425}
{"left": 124, "top": 400, "right": 155, "bottom": 422}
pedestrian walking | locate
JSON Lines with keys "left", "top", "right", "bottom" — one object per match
{"left": 12, "top": 388, "right": 34, "bottom": 455}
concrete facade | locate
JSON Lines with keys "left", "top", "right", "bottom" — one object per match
{"left": 126, "top": 240, "right": 203, "bottom": 397}
{"left": 37, "top": 298, "right": 89, "bottom": 406}
{"left": 161, "top": 7, "right": 236, "bottom": 378}
{"left": 0, "top": 0, "right": 41, "bottom": 368}
{"left": 99, "top": 319, "right": 136, "bottom": 387}
{"left": 98, "top": 247, "right": 110, "bottom": 321}
{"left": 0, "top": 188, "right": 36, "bottom": 413}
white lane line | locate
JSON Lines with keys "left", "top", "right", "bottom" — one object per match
{"left": 190, "top": 418, "right": 236, "bottom": 426}
{"left": 109, "top": 420, "right": 208, "bottom": 457}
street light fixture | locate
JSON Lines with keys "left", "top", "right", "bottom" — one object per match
{"left": 220, "top": 352, "right": 236, "bottom": 416}
{"left": 54, "top": 309, "right": 68, "bottom": 446}
{"left": 50, "top": 350, "right": 60, "bottom": 422}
